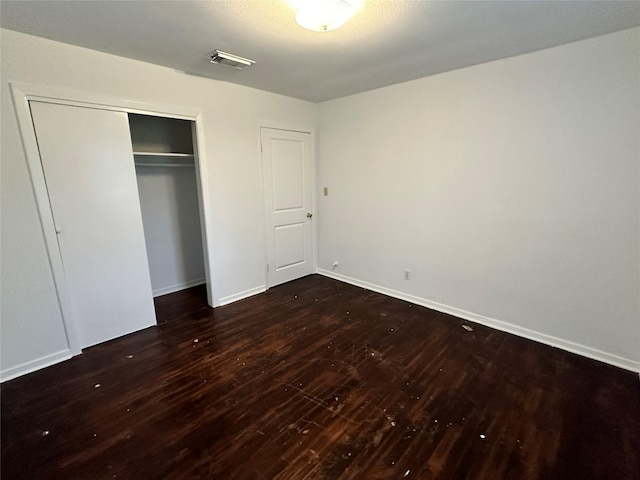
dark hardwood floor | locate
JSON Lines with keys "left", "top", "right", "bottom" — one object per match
{"left": 153, "top": 283, "right": 209, "bottom": 325}
{"left": 2, "top": 275, "right": 638, "bottom": 479}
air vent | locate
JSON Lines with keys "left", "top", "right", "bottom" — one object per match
{"left": 208, "top": 50, "right": 255, "bottom": 69}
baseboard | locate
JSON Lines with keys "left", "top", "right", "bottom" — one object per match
{"left": 219, "top": 285, "right": 266, "bottom": 306}
{"left": 317, "top": 269, "right": 640, "bottom": 373}
{"left": 0, "top": 349, "right": 72, "bottom": 383}
{"left": 153, "top": 278, "right": 206, "bottom": 297}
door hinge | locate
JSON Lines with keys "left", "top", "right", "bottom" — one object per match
{"left": 260, "top": 143, "right": 263, "bottom": 153}
{"left": 266, "top": 264, "right": 270, "bottom": 272}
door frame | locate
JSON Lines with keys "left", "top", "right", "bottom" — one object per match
{"left": 10, "top": 82, "right": 217, "bottom": 356}
{"left": 257, "top": 121, "right": 318, "bottom": 289}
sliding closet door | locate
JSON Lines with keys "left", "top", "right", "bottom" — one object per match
{"left": 30, "top": 101, "right": 156, "bottom": 349}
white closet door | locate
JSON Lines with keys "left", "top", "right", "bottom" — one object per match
{"left": 30, "top": 101, "right": 156, "bottom": 349}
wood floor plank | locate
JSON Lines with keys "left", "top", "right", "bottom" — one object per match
{"left": 2, "top": 275, "right": 638, "bottom": 479}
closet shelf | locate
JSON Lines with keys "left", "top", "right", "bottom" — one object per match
{"left": 136, "top": 163, "right": 194, "bottom": 168}
{"left": 133, "top": 152, "right": 194, "bottom": 158}
{"left": 134, "top": 152, "right": 195, "bottom": 168}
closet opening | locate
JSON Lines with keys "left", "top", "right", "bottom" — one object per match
{"left": 128, "top": 113, "right": 209, "bottom": 321}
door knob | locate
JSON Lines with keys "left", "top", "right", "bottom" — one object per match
{"left": 306, "top": 212, "right": 313, "bottom": 218}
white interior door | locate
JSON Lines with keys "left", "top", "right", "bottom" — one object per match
{"left": 30, "top": 101, "right": 156, "bottom": 349}
{"left": 261, "top": 127, "right": 314, "bottom": 287}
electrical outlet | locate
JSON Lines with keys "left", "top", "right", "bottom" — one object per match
{"left": 404, "top": 269, "right": 411, "bottom": 280}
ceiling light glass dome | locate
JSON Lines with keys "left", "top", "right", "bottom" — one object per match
{"left": 293, "top": 0, "right": 360, "bottom": 32}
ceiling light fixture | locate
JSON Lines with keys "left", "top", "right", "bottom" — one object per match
{"left": 291, "top": 0, "right": 361, "bottom": 32}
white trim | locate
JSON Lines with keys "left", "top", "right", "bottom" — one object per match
{"left": 152, "top": 278, "right": 206, "bottom": 297}
{"left": 256, "top": 118, "right": 317, "bottom": 136}
{"left": 0, "top": 350, "right": 72, "bottom": 383}
{"left": 9, "top": 81, "right": 202, "bottom": 119}
{"left": 219, "top": 285, "right": 266, "bottom": 306}
{"left": 191, "top": 113, "right": 218, "bottom": 307}
{"left": 317, "top": 268, "right": 640, "bottom": 373}
{"left": 310, "top": 130, "right": 319, "bottom": 275}
{"left": 257, "top": 122, "right": 270, "bottom": 289}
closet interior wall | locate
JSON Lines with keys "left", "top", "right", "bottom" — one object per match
{"left": 129, "top": 114, "right": 206, "bottom": 298}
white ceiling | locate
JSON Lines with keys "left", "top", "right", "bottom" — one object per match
{"left": 2, "top": 0, "right": 639, "bottom": 102}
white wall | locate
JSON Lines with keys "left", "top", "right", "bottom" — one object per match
{"left": 318, "top": 28, "right": 640, "bottom": 370}
{"left": 135, "top": 165, "right": 206, "bottom": 296}
{"left": 0, "top": 28, "right": 316, "bottom": 378}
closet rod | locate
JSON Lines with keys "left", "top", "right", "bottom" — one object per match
{"left": 135, "top": 163, "right": 195, "bottom": 168}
